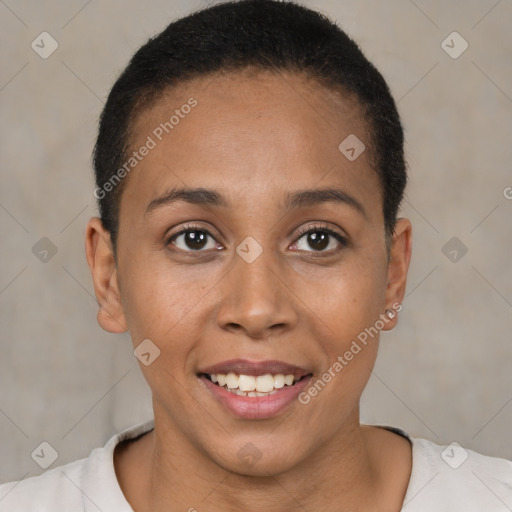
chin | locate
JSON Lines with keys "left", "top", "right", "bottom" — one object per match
{"left": 207, "top": 436, "right": 306, "bottom": 478}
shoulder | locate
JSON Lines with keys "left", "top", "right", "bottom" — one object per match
{"left": 0, "top": 457, "right": 88, "bottom": 511}
{"left": 0, "top": 420, "right": 154, "bottom": 512}
{"left": 404, "top": 435, "right": 512, "bottom": 511}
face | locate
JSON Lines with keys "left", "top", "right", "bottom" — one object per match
{"left": 86, "top": 68, "right": 411, "bottom": 476}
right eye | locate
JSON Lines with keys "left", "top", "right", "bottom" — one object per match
{"left": 166, "top": 224, "right": 222, "bottom": 253}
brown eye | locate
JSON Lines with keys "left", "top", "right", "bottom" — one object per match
{"left": 293, "top": 226, "right": 347, "bottom": 253}
{"left": 303, "top": 231, "right": 330, "bottom": 251}
{"left": 168, "top": 227, "right": 219, "bottom": 252}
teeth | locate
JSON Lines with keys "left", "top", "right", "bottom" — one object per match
{"left": 228, "top": 388, "right": 279, "bottom": 397}
{"left": 238, "top": 374, "right": 256, "bottom": 392}
{"left": 207, "top": 372, "right": 300, "bottom": 394}
{"left": 273, "top": 374, "right": 285, "bottom": 389}
{"left": 255, "top": 374, "right": 274, "bottom": 393}
{"left": 225, "top": 373, "right": 239, "bottom": 390}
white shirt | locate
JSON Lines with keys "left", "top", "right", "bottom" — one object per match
{"left": 0, "top": 420, "right": 511, "bottom": 511}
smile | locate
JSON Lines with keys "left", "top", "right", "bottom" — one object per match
{"left": 197, "top": 358, "right": 313, "bottom": 419}
{"left": 204, "top": 372, "right": 307, "bottom": 397}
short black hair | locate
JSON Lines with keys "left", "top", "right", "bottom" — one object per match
{"left": 93, "top": 0, "right": 407, "bottom": 253}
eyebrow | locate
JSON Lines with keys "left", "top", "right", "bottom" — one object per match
{"left": 145, "top": 187, "right": 228, "bottom": 215}
{"left": 285, "top": 187, "right": 367, "bottom": 218}
{"left": 144, "top": 186, "right": 367, "bottom": 218}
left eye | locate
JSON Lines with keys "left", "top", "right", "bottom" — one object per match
{"left": 293, "top": 228, "right": 347, "bottom": 252}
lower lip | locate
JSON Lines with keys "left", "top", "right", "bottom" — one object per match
{"left": 199, "top": 375, "right": 312, "bottom": 420}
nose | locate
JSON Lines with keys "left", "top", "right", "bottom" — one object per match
{"left": 215, "top": 245, "right": 299, "bottom": 340}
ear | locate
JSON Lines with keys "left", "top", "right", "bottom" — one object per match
{"left": 381, "top": 218, "right": 412, "bottom": 331}
{"left": 85, "top": 217, "right": 127, "bottom": 333}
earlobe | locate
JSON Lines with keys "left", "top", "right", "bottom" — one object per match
{"left": 381, "top": 218, "right": 412, "bottom": 331}
{"left": 85, "top": 217, "right": 128, "bottom": 333}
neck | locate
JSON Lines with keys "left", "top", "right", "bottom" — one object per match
{"left": 115, "top": 408, "right": 406, "bottom": 512}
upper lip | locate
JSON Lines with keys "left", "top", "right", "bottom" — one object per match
{"left": 198, "top": 359, "right": 311, "bottom": 379}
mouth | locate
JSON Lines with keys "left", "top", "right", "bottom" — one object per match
{"left": 199, "top": 371, "right": 311, "bottom": 397}
{"left": 197, "top": 359, "right": 313, "bottom": 419}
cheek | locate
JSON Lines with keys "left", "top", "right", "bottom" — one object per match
{"left": 300, "top": 253, "right": 387, "bottom": 392}
{"left": 294, "top": 263, "right": 386, "bottom": 431}
{"left": 117, "top": 255, "right": 214, "bottom": 409}
{"left": 304, "top": 254, "right": 388, "bottom": 344}
{"left": 117, "top": 250, "right": 216, "bottom": 351}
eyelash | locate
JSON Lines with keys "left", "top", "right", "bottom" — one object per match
{"left": 293, "top": 223, "right": 348, "bottom": 249}
{"left": 166, "top": 222, "right": 348, "bottom": 255}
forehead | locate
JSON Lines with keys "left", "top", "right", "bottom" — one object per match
{"left": 120, "top": 68, "right": 381, "bottom": 219}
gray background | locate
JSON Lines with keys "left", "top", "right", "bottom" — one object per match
{"left": 0, "top": 0, "right": 511, "bottom": 483}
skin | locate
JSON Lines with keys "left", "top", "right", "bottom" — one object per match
{"left": 85, "top": 68, "right": 413, "bottom": 512}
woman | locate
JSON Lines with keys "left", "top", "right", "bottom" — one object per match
{"left": 1, "top": 1, "right": 510, "bottom": 510}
